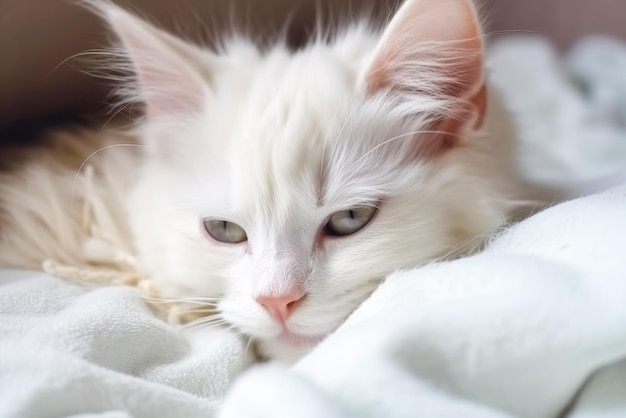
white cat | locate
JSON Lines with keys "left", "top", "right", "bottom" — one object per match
{"left": 0, "top": 0, "right": 518, "bottom": 362}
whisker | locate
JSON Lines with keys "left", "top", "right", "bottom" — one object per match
{"left": 352, "top": 129, "right": 463, "bottom": 169}
{"left": 72, "top": 143, "right": 146, "bottom": 212}
{"left": 157, "top": 294, "right": 222, "bottom": 302}
{"left": 187, "top": 317, "right": 226, "bottom": 326}
{"left": 181, "top": 317, "right": 228, "bottom": 330}
{"left": 174, "top": 307, "right": 219, "bottom": 314}
{"left": 141, "top": 296, "right": 220, "bottom": 305}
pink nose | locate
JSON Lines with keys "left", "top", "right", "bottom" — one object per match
{"left": 256, "top": 291, "right": 306, "bottom": 323}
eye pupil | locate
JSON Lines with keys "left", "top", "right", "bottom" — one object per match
{"left": 324, "top": 206, "right": 377, "bottom": 237}
{"left": 202, "top": 219, "right": 247, "bottom": 244}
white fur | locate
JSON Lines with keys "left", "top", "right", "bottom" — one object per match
{"left": 0, "top": 0, "right": 516, "bottom": 362}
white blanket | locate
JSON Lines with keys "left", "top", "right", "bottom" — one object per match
{"left": 0, "top": 273, "right": 252, "bottom": 418}
{"left": 221, "top": 185, "right": 626, "bottom": 418}
{"left": 2, "top": 185, "right": 626, "bottom": 418}
{"left": 3, "top": 35, "right": 626, "bottom": 418}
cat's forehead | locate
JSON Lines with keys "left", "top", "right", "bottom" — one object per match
{"left": 183, "top": 40, "right": 400, "bottom": 220}
{"left": 224, "top": 47, "right": 360, "bottom": 196}
{"left": 246, "top": 46, "right": 358, "bottom": 136}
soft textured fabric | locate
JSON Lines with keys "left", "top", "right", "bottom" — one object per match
{"left": 2, "top": 185, "right": 626, "bottom": 418}
{"left": 0, "top": 271, "right": 252, "bottom": 418}
{"left": 221, "top": 185, "right": 626, "bottom": 418}
{"left": 3, "top": 34, "right": 626, "bottom": 418}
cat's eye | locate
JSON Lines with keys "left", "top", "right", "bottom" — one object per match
{"left": 203, "top": 219, "right": 247, "bottom": 243}
{"left": 324, "top": 206, "right": 377, "bottom": 237}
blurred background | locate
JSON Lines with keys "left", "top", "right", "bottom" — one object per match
{"left": 1, "top": 0, "right": 626, "bottom": 138}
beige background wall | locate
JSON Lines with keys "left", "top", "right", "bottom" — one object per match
{"left": 486, "top": 0, "right": 626, "bottom": 47}
{"left": 2, "top": 0, "right": 625, "bottom": 137}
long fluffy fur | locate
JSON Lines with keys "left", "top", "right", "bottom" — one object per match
{"left": 0, "top": 128, "right": 138, "bottom": 268}
{"left": 0, "top": 0, "right": 518, "bottom": 363}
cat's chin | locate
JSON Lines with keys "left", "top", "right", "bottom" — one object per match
{"left": 256, "top": 332, "right": 326, "bottom": 364}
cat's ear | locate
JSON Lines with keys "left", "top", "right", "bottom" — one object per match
{"left": 93, "top": 2, "right": 211, "bottom": 119}
{"left": 359, "top": 0, "right": 487, "bottom": 156}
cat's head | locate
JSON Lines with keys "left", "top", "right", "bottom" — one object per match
{"left": 95, "top": 0, "right": 509, "bottom": 361}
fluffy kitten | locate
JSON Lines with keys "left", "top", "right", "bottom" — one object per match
{"left": 0, "top": 0, "right": 517, "bottom": 362}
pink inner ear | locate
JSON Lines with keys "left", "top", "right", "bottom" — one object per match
{"left": 364, "top": 0, "right": 485, "bottom": 97}
{"left": 361, "top": 0, "right": 487, "bottom": 159}
{"left": 139, "top": 67, "right": 206, "bottom": 118}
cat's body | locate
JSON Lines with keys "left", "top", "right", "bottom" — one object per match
{"left": 0, "top": 0, "right": 520, "bottom": 362}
